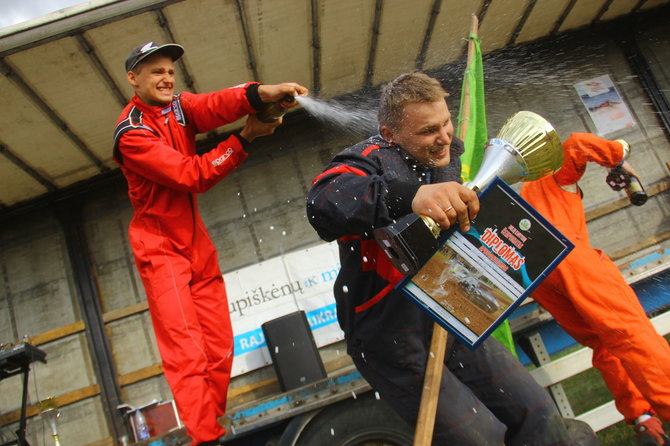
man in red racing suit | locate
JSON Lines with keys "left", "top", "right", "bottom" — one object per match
{"left": 113, "top": 41, "right": 307, "bottom": 445}
{"left": 521, "top": 133, "right": 670, "bottom": 445}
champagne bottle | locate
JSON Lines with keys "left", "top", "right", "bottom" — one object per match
{"left": 256, "top": 95, "right": 295, "bottom": 123}
{"left": 606, "top": 165, "right": 648, "bottom": 206}
{"left": 134, "top": 410, "right": 150, "bottom": 440}
{"left": 626, "top": 176, "right": 648, "bottom": 206}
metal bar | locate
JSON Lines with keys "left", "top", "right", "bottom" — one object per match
{"left": 147, "top": 367, "right": 371, "bottom": 444}
{"left": 415, "top": 0, "right": 441, "bottom": 70}
{"left": 614, "top": 23, "right": 670, "bottom": 139}
{"left": 477, "top": 0, "right": 492, "bottom": 25}
{"left": 576, "top": 400, "right": 623, "bottom": 432}
{"left": 0, "top": 0, "right": 184, "bottom": 57}
{"left": 592, "top": 0, "right": 616, "bottom": 24}
{"left": 235, "top": 0, "right": 260, "bottom": 82}
{"left": 552, "top": 0, "right": 577, "bottom": 35}
{"left": 364, "top": 0, "right": 383, "bottom": 89}
{"left": 56, "top": 201, "right": 127, "bottom": 441}
{"left": 508, "top": 0, "right": 538, "bottom": 46}
{"left": 16, "top": 365, "right": 30, "bottom": 446}
{"left": 632, "top": 0, "right": 649, "bottom": 13}
{"left": 310, "top": 0, "right": 321, "bottom": 95}
{"left": 517, "top": 331, "right": 575, "bottom": 418}
{"left": 75, "top": 33, "right": 128, "bottom": 107}
{"left": 221, "top": 367, "right": 371, "bottom": 439}
{"left": 233, "top": 175, "right": 264, "bottom": 261}
{"left": 0, "top": 169, "right": 121, "bottom": 223}
{"left": 0, "top": 264, "right": 19, "bottom": 340}
{"left": 0, "top": 142, "right": 56, "bottom": 192}
{"left": 155, "top": 9, "right": 197, "bottom": 92}
{"left": 0, "top": 58, "right": 109, "bottom": 173}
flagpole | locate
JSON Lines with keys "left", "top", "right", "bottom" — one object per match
{"left": 412, "top": 14, "right": 479, "bottom": 446}
{"left": 458, "top": 15, "right": 479, "bottom": 140}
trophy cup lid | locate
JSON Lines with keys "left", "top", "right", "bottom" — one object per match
{"left": 495, "top": 111, "right": 563, "bottom": 182}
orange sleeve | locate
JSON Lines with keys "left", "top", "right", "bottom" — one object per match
{"left": 554, "top": 133, "right": 626, "bottom": 185}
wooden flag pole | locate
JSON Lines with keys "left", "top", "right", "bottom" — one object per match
{"left": 412, "top": 324, "right": 448, "bottom": 446}
{"left": 412, "top": 15, "right": 479, "bottom": 446}
{"left": 457, "top": 15, "right": 479, "bottom": 141}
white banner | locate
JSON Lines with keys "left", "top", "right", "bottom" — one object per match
{"left": 224, "top": 242, "right": 343, "bottom": 376}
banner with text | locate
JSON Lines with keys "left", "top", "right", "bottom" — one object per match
{"left": 224, "top": 242, "right": 343, "bottom": 376}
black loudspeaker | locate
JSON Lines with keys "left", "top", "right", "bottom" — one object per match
{"left": 261, "top": 311, "right": 327, "bottom": 391}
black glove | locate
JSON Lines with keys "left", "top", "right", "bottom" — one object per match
{"left": 606, "top": 165, "right": 631, "bottom": 191}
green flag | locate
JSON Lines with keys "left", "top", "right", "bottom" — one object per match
{"left": 457, "top": 35, "right": 488, "bottom": 183}
{"left": 457, "top": 34, "right": 518, "bottom": 357}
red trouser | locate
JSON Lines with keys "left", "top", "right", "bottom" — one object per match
{"left": 134, "top": 231, "right": 233, "bottom": 444}
{"left": 532, "top": 244, "right": 670, "bottom": 422}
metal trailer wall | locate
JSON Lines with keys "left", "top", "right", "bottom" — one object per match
{"left": 0, "top": 13, "right": 669, "bottom": 446}
{"left": 482, "top": 18, "right": 670, "bottom": 256}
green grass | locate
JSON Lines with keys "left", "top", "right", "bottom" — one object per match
{"left": 562, "top": 366, "right": 670, "bottom": 445}
{"left": 561, "top": 367, "right": 637, "bottom": 445}
{"left": 543, "top": 334, "right": 670, "bottom": 445}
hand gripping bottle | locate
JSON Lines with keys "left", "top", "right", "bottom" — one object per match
{"left": 605, "top": 139, "right": 648, "bottom": 206}
{"left": 256, "top": 95, "right": 295, "bottom": 123}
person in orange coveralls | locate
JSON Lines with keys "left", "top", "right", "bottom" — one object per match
{"left": 520, "top": 132, "right": 670, "bottom": 446}
{"left": 113, "top": 42, "right": 307, "bottom": 446}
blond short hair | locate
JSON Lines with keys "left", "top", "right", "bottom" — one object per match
{"left": 378, "top": 71, "right": 449, "bottom": 130}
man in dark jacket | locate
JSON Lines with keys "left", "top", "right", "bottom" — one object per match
{"left": 307, "top": 71, "right": 593, "bottom": 445}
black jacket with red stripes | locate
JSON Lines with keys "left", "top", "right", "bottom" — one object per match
{"left": 307, "top": 135, "right": 464, "bottom": 355}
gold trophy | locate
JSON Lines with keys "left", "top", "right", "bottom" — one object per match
{"left": 38, "top": 397, "right": 61, "bottom": 446}
{"left": 374, "top": 111, "right": 563, "bottom": 275}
